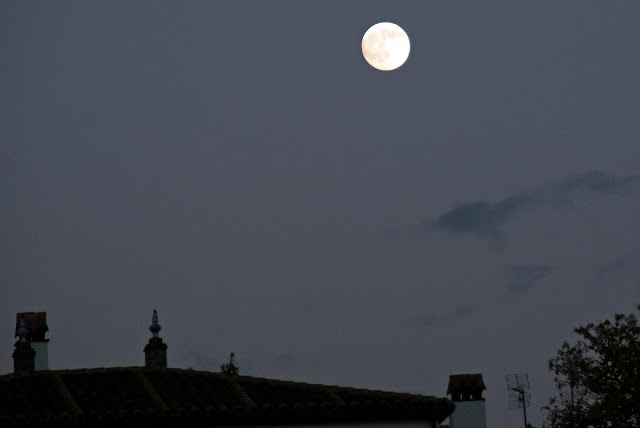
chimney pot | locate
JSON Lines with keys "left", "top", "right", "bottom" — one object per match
{"left": 446, "top": 374, "right": 487, "bottom": 428}
{"left": 15, "top": 312, "right": 49, "bottom": 371}
{"left": 13, "top": 317, "right": 35, "bottom": 373}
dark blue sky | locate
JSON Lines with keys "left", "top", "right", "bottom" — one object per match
{"left": 2, "top": 2, "right": 639, "bottom": 427}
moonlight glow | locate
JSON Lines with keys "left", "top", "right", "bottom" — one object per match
{"left": 361, "top": 22, "right": 410, "bottom": 71}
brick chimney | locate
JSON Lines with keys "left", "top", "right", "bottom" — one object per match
{"left": 144, "top": 310, "right": 167, "bottom": 368}
{"left": 15, "top": 312, "right": 49, "bottom": 371}
{"left": 13, "top": 317, "right": 36, "bottom": 373}
{"left": 446, "top": 373, "right": 487, "bottom": 428}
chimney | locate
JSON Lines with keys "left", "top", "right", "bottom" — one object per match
{"left": 144, "top": 310, "right": 167, "bottom": 368}
{"left": 446, "top": 373, "right": 487, "bottom": 428}
{"left": 15, "top": 312, "right": 49, "bottom": 371}
{"left": 13, "top": 317, "right": 36, "bottom": 373}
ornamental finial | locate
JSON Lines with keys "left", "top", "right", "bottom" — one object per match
{"left": 16, "top": 317, "right": 29, "bottom": 343}
{"left": 149, "top": 310, "right": 161, "bottom": 338}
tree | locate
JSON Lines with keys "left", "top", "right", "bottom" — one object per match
{"left": 220, "top": 352, "right": 240, "bottom": 375}
{"left": 544, "top": 305, "right": 640, "bottom": 428}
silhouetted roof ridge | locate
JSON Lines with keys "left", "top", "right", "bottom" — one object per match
{"left": 1, "top": 365, "right": 445, "bottom": 397}
{"left": 0, "top": 366, "right": 454, "bottom": 426}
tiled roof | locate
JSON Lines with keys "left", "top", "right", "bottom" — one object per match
{"left": 446, "top": 373, "right": 486, "bottom": 394}
{"left": 0, "top": 367, "right": 454, "bottom": 427}
{"left": 15, "top": 313, "right": 48, "bottom": 342}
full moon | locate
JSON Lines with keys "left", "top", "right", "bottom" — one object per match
{"left": 361, "top": 22, "right": 410, "bottom": 71}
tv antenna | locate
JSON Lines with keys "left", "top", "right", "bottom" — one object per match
{"left": 506, "top": 373, "right": 531, "bottom": 428}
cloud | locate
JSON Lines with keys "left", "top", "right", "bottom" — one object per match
{"left": 417, "top": 315, "right": 438, "bottom": 327}
{"left": 450, "top": 304, "right": 475, "bottom": 318}
{"left": 413, "top": 265, "right": 553, "bottom": 328}
{"left": 595, "top": 242, "right": 640, "bottom": 289}
{"left": 597, "top": 254, "right": 630, "bottom": 278}
{"left": 415, "top": 304, "right": 477, "bottom": 327}
{"left": 399, "top": 171, "right": 640, "bottom": 241}
{"left": 504, "top": 264, "right": 553, "bottom": 295}
{"left": 432, "top": 194, "right": 532, "bottom": 237}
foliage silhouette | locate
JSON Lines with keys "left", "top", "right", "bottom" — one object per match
{"left": 544, "top": 305, "right": 640, "bottom": 428}
{"left": 220, "top": 352, "right": 240, "bottom": 375}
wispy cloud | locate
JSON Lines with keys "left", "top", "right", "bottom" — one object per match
{"left": 394, "top": 171, "right": 640, "bottom": 242}
{"left": 504, "top": 264, "right": 553, "bottom": 295}
{"left": 597, "top": 254, "right": 631, "bottom": 278}
{"left": 415, "top": 265, "right": 553, "bottom": 327}
{"left": 415, "top": 304, "right": 477, "bottom": 327}
{"left": 595, "top": 242, "right": 640, "bottom": 289}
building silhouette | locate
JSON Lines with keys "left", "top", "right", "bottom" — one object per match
{"left": 3, "top": 310, "right": 459, "bottom": 427}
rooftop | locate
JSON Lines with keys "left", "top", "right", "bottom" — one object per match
{"left": 0, "top": 366, "right": 454, "bottom": 427}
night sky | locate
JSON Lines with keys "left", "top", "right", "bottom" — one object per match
{"left": 2, "top": 2, "right": 639, "bottom": 427}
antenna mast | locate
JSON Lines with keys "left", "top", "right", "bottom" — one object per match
{"left": 506, "top": 373, "right": 531, "bottom": 428}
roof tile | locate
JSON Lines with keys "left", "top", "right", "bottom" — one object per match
{"left": 0, "top": 367, "right": 454, "bottom": 426}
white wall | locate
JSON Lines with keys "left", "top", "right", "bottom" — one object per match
{"left": 32, "top": 342, "right": 48, "bottom": 371}
{"left": 449, "top": 400, "right": 486, "bottom": 428}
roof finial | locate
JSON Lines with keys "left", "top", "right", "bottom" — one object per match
{"left": 149, "top": 309, "right": 161, "bottom": 338}
{"left": 145, "top": 310, "right": 168, "bottom": 368}
{"left": 16, "top": 317, "right": 29, "bottom": 344}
